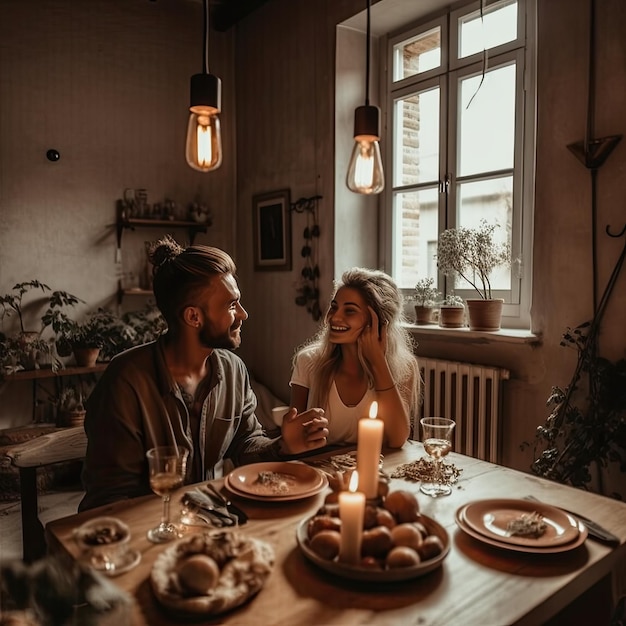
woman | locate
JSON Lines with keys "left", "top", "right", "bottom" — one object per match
{"left": 290, "top": 268, "right": 420, "bottom": 448}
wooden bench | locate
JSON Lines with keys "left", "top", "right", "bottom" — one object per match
{"left": 2, "top": 427, "right": 87, "bottom": 561}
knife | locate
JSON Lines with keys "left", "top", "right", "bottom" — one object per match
{"left": 203, "top": 484, "right": 248, "bottom": 525}
{"left": 524, "top": 495, "right": 620, "bottom": 545}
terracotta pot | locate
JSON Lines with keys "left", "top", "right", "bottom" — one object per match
{"left": 73, "top": 347, "right": 100, "bottom": 367}
{"left": 57, "top": 409, "right": 86, "bottom": 428}
{"left": 439, "top": 305, "right": 466, "bottom": 328}
{"left": 414, "top": 305, "right": 435, "bottom": 325}
{"left": 466, "top": 299, "right": 504, "bottom": 331}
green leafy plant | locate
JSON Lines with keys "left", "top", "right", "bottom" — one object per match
{"left": 0, "top": 281, "right": 82, "bottom": 335}
{"left": 410, "top": 278, "right": 441, "bottom": 307}
{"left": 57, "top": 384, "right": 85, "bottom": 413}
{"left": 49, "top": 308, "right": 123, "bottom": 357}
{"left": 526, "top": 321, "right": 626, "bottom": 496}
{"left": 437, "top": 220, "right": 511, "bottom": 299}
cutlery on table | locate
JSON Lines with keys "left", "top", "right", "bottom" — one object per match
{"left": 524, "top": 495, "right": 619, "bottom": 545}
{"left": 203, "top": 483, "right": 248, "bottom": 525}
{"left": 181, "top": 489, "right": 236, "bottom": 526}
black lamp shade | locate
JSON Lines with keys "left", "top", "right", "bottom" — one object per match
{"left": 353, "top": 104, "right": 381, "bottom": 140}
{"left": 190, "top": 73, "right": 221, "bottom": 114}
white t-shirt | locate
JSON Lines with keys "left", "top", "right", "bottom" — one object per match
{"left": 290, "top": 347, "right": 376, "bottom": 445}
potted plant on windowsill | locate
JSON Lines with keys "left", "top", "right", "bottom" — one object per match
{"left": 409, "top": 278, "right": 441, "bottom": 325}
{"left": 436, "top": 220, "right": 511, "bottom": 331}
{"left": 439, "top": 294, "right": 466, "bottom": 328}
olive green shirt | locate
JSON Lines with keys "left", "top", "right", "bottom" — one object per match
{"left": 79, "top": 338, "right": 281, "bottom": 511}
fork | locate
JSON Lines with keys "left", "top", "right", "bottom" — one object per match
{"left": 203, "top": 484, "right": 248, "bottom": 524}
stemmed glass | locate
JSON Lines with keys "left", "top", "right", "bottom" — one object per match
{"left": 419, "top": 417, "right": 456, "bottom": 497}
{"left": 146, "top": 445, "right": 189, "bottom": 543}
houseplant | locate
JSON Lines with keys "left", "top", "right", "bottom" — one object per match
{"left": 48, "top": 308, "right": 126, "bottom": 366}
{"left": 409, "top": 278, "right": 441, "bottom": 324}
{"left": 439, "top": 293, "right": 466, "bottom": 329}
{"left": 436, "top": 220, "right": 511, "bottom": 331}
{"left": 0, "top": 280, "right": 82, "bottom": 371}
{"left": 56, "top": 383, "right": 86, "bottom": 427}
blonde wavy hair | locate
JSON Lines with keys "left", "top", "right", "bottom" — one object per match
{"left": 293, "top": 268, "right": 421, "bottom": 418}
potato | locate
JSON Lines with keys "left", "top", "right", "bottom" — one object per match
{"left": 307, "top": 515, "right": 341, "bottom": 539}
{"left": 390, "top": 523, "right": 423, "bottom": 550}
{"left": 386, "top": 546, "right": 421, "bottom": 569}
{"left": 361, "top": 526, "right": 393, "bottom": 559}
{"left": 375, "top": 507, "right": 397, "bottom": 530}
{"left": 383, "top": 490, "right": 420, "bottom": 523}
{"left": 363, "top": 505, "right": 380, "bottom": 529}
{"left": 309, "top": 530, "right": 341, "bottom": 560}
{"left": 417, "top": 535, "right": 444, "bottom": 561}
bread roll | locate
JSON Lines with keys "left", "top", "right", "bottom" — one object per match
{"left": 177, "top": 554, "right": 220, "bottom": 594}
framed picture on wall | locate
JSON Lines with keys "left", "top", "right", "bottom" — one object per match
{"left": 252, "top": 189, "right": 292, "bottom": 271}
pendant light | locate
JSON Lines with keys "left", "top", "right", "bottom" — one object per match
{"left": 185, "top": 0, "right": 222, "bottom": 172}
{"left": 346, "top": 0, "right": 384, "bottom": 195}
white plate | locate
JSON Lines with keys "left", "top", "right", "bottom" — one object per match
{"left": 455, "top": 506, "right": 588, "bottom": 554}
{"left": 462, "top": 499, "right": 579, "bottom": 547}
{"left": 225, "top": 462, "right": 326, "bottom": 499}
{"left": 224, "top": 472, "right": 328, "bottom": 502}
{"left": 296, "top": 514, "right": 449, "bottom": 582}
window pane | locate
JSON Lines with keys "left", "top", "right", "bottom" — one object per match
{"left": 458, "top": 63, "right": 516, "bottom": 176}
{"left": 393, "top": 187, "right": 439, "bottom": 289}
{"left": 456, "top": 177, "right": 512, "bottom": 291}
{"left": 459, "top": 0, "right": 518, "bottom": 59}
{"left": 393, "top": 87, "right": 440, "bottom": 186}
{"left": 393, "top": 27, "right": 441, "bottom": 81}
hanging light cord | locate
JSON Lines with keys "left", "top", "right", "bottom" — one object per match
{"left": 365, "top": 0, "right": 371, "bottom": 106}
{"left": 202, "top": 0, "right": 209, "bottom": 74}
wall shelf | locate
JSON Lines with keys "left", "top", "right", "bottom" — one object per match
{"left": 116, "top": 213, "right": 208, "bottom": 248}
{"left": 3, "top": 364, "right": 107, "bottom": 382}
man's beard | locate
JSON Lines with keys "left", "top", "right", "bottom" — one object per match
{"left": 198, "top": 324, "right": 240, "bottom": 350}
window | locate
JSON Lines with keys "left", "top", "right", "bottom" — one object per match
{"left": 385, "top": 0, "right": 535, "bottom": 328}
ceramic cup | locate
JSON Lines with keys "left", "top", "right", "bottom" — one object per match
{"left": 271, "top": 405, "right": 291, "bottom": 428}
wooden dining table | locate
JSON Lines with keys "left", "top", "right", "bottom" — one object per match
{"left": 45, "top": 441, "right": 626, "bottom": 626}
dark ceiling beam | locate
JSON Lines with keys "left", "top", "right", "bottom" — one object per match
{"left": 211, "top": 0, "right": 271, "bottom": 32}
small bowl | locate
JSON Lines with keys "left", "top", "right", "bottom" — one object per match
{"left": 271, "top": 405, "right": 290, "bottom": 428}
{"left": 74, "top": 516, "right": 131, "bottom": 573}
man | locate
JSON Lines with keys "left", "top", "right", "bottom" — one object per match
{"left": 79, "top": 237, "right": 328, "bottom": 511}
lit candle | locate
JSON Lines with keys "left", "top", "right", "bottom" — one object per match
{"left": 338, "top": 471, "right": 365, "bottom": 564}
{"left": 356, "top": 401, "right": 384, "bottom": 498}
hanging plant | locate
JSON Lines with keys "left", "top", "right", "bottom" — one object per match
{"left": 525, "top": 229, "right": 626, "bottom": 497}
{"left": 292, "top": 196, "right": 322, "bottom": 321}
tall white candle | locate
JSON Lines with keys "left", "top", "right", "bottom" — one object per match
{"left": 356, "top": 401, "right": 384, "bottom": 499}
{"left": 338, "top": 471, "right": 365, "bottom": 564}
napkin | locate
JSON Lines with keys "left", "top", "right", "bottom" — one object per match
{"left": 181, "top": 489, "right": 237, "bottom": 527}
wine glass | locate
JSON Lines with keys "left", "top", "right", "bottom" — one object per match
{"left": 146, "top": 445, "right": 189, "bottom": 543}
{"left": 419, "top": 417, "right": 456, "bottom": 497}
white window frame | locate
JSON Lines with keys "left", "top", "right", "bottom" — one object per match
{"left": 383, "top": 0, "right": 536, "bottom": 330}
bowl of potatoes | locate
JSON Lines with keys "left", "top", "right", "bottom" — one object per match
{"left": 296, "top": 488, "right": 449, "bottom": 582}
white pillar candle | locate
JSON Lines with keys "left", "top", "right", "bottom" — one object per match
{"left": 356, "top": 401, "right": 384, "bottom": 499}
{"left": 338, "top": 471, "right": 365, "bottom": 564}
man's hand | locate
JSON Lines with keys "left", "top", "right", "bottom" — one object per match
{"left": 280, "top": 407, "right": 328, "bottom": 454}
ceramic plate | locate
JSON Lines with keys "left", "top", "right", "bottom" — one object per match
{"left": 455, "top": 506, "right": 587, "bottom": 554}
{"left": 225, "top": 462, "right": 327, "bottom": 500}
{"left": 462, "top": 499, "right": 579, "bottom": 547}
{"left": 224, "top": 473, "right": 328, "bottom": 502}
{"left": 297, "top": 514, "right": 449, "bottom": 582}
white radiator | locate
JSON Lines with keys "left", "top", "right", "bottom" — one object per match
{"left": 416, "top": 358, "right": 510, "bottom": 464}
